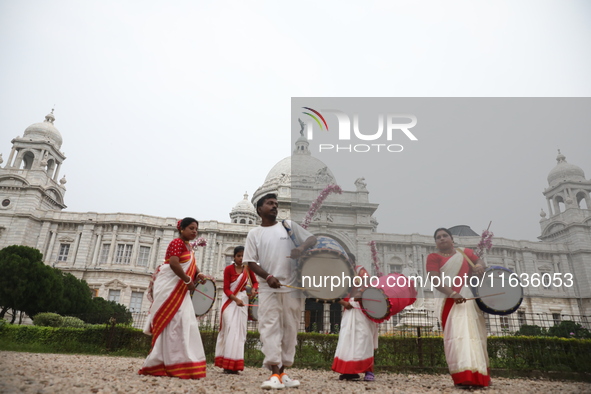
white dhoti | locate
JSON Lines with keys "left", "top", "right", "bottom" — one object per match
{"left": 258, "top": 291, "right": 302, "bottom": 370}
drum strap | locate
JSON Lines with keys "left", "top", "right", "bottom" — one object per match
{"left": 455, "top": 248, "right": 476, "bottom": 268}
{"left": 282, "top": 220, "right": 300, "bottom": 247}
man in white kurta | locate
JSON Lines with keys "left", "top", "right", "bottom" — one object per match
{"left": 244, "top": 193, "right": 316, "bottom": 390}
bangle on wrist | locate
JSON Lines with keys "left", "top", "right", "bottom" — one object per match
{"left": 183, "top": 277, "right": 192, "bottom": 285}
{"left": 266, "top": 274, "right": 273, "bottom": 281}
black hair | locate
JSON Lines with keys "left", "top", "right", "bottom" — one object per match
{"left": 233, "top": 245, "right": 244, "bottom": 256}
{"left": 179, "top": 217, "right": 198, "bottom": 234}
{"left": 433, "top": 227, "right": 453, "bottom": 239}
{"left": 256, "top": 193, "right": 277, "bottom": 215}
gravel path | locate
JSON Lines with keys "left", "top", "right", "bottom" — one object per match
{"left": 0, "top": 351, "right": 589, "bottom": 393}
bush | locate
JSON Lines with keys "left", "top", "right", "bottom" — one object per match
{"left": 547, "top": 320, "right": 591, "bottom": 339}
{"left": 61, "top": 316, "right": 86, "bottom": 328}
{"left": 33, "top": 313, "right": 63, "bottom": 327}
{"left": 514, "top": 324, "right": 546, "bottom": 336}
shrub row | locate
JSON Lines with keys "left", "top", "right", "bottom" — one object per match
{"left": 1, "top": 324, "right": 590, "bottom": 373}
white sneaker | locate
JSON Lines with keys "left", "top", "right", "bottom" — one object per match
{"left": 280, "top": 373, "right": 300, "bottom": 388}
{"left": 261, "top": 374, "right": 285, "bottom": 390}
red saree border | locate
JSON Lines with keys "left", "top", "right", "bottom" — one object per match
{"left": 331, "top": 356, "right": 374, "bottom": 374}
{"left": 214, "top": 356, "right": 245, "bottom": 371}
{"left": 150, "top": 251, "right": 196, "bottom": 347}
{"left": 138, "top": 360, "right": 206, "bottom": 379}
{"left": 219, "top": 266, "right": 250, "bottom": 331}
{"left": 451, "top": 369, "right": 490, "bottom": 387}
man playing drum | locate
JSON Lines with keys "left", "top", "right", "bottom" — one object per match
{"left": 244, "top": 193, "right": 317, "bottom": 390}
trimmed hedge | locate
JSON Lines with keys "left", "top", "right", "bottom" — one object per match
{"left": 1, "top": 324, "right": 590, "bottom": 374}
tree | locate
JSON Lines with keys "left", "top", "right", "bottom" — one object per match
{"left": 84, "top": 297, "right": 133, "bottom": 325}
{"left": 514, "top": 324, "right": 546, "bottom": 336}
{"left": 0, "top": 245, "right": 63, "bottom": 321}
{"left": 547, "top": 320, "right": 591, "bottom": 339}
{"left": 55, "top": 272, "right": 93, "bottom": 316}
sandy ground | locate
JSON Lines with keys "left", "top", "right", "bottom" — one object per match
{"left": 0, "top": 351, "right": 589, "bottom": 393}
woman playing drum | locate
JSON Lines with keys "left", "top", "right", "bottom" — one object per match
{"left": 427, "top": 228, "right": 489, "bottom": 389}
{"left": 331, "top": 254, "right": 378, "bottom": 381}
{"left": 215, "top": 246, "right": 259, "bottom": 374}
{"left": 139, "top": 217, "right": 207, "bottom": 379}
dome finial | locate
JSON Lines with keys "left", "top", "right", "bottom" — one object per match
{"left": 243, "top": 191, "right": 249, "bottom": 200}
{"left": 556, "top": 149, "right": 566, "bottom": 163}
{"left": 45, "top": 108, "right": 55, "bottom": 124}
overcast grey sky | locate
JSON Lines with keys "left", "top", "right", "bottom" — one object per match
{"left": 1, "top": 0, "right": 590, "bottom": 242}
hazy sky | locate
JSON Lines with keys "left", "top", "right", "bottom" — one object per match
{"left": 1, "top": 1, "right": 590, "bottom": 242}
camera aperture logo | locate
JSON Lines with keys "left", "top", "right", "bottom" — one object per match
{"left": 299, "top": 107, "right": 418, "bottom": 153}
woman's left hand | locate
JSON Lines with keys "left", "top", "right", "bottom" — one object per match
{"left": 472, "top": 264, "right": 485, "bottom": 277}
{"left": 196, "top": 272, "right": 207, "bottom": 284}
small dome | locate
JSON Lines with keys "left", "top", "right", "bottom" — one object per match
{"left": 23, "top": 110, "right": 63, "bottom": 149}
{"left": 232, "top": 192, "right": 255, "bottom": 213}
{"left": 547, "top": 150, "right": 585, "bottom": 188}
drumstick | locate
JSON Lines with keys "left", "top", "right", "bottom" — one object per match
{"left": 246, "top": 304, "right": 259, "bottom": 307}
{"left": 192, "top": 288, "right": 215, "bottom": 301}
{"left": 282, "top": 284, "right": 321, "bottom": 292}
{"left": 463, "top": 292, "right": 505, "bottom": 301}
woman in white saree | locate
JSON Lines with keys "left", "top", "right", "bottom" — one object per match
{"left": 139, "top": 217, "right": 207, "bottom": 379}
{"left": 215, "top": 246, "right": 258, "bottom": 374}
{"left": 427, "top": 228, "right": 490, "bottom": 388}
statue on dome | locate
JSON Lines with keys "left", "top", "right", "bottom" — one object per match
{"left": 279, "top": 173, "right": 291, "bottom": 184}
{"left": 315, "top": 167, "right": 333, "bottom": 184}
{"left": 298, "top": 118, "right": 305, "bottom": 136}
{"left": 355, "top": 177, "right": 367, "bottom": 191}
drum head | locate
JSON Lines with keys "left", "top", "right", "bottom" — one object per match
{"left": 192, "top": 278, "right": 217, "bottom": 316}
{"left": 298, "top": 251, "right": 354, "bottom": 301}
{"left": 360, "top": 287, "right": 391, "bottom": 322}
{"left": 473, "top": 266, "right": 523, "bottom": 315}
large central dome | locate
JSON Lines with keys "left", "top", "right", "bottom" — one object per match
{"left": 252, "top": 135, "right": 337, "bottom": 205}
{"left": 263, "top": 135, "right": 336, "bottom": 185}
{"left": 264, "top": 154, "right": 336, "bottom": 184}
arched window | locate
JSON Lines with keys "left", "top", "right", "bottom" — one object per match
{"left": 576, "top": 191, "right": 589, "bottom": 209}
{"left": 22, "top": 151, "right": 35, "bottom": 170}
{"left": 46, "top": 159, "right": 56, "bottom": 177}
{"left": 555, "top": 196, "right": 565, "bottom": 213}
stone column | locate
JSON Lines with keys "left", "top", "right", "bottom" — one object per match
{"left": 70, "top": 229, "right": 82, "bottom": 267}
{"left": 45, "top": 230, "right": 57, "bottom": 264}
{"left": 91, "top": 232, "right": 103, "bottom": 267}
{"left": 149, "top": 236, "right": 160, "bottom": 271}
{"left": 53, "top": 163, "right": 61, "bottom": 182}
{"left": 107, "top": 225, "right": 118, "bottom": 265}
{"left": 6, "top": 146, "right": 16, "bottom": 168}
{"left": 130, "top": 226, "right": 141, "bottom": 266}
